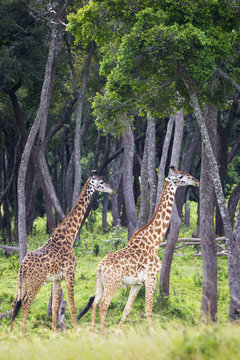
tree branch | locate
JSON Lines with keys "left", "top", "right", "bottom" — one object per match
{"left": 216, "top": 68, "right": 240, "bottom": 93}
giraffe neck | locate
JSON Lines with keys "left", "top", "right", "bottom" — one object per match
{"left": 50, "top": 179, "right": 95, "bottom": 247}
{"left": 130, "top": 181, "right": 177, "bottom": 249}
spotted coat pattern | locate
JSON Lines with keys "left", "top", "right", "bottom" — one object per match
{"left": 9, "top": 174, "right": 115, "bottom": 333}
{"left": 90, "top": 167, "right": 199, "bottom": 335}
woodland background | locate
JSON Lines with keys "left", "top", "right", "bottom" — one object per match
{"left": 0, "top": 0, "right": 240, "bottom": 341}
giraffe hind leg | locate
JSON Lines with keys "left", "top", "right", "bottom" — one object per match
{"left": 91, "top": 275, "right": 104, "bottom": 333}
{"left": 99, "top": 278, "right": 123, "bottom": 336}
{"left": 20, "top": 282, "right": 44, "bottom": 333}
{"left": 9, "top": 298, "right": 22, "bottom": 332}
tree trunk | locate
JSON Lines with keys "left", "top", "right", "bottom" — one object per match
{"left": 184, "top": 73, "right": 240, "bottom": 321}
{"left": 156, "top": 116, "right": 174, "bottom": 203}
{"left": 102, "top": 166, "right": 110, "bottom": 233}
{"left": 111, "top": 138, "right": 123, "bottom": 226}
{"left": 228, "top": 182, "right": 240, "bottom": 228}
{"left": 0, "top": 116, "right": 3, "bottom": 241}
{"left": 215, "top": 102, "right": 238, "bottom": 235}
{"left": 18, "top": 24, "right": 63, "bottom": 263}
{"left": 200, "top": 104, "right": 218, "bottom": 322}
{"left": 159, "top": 203, "right": 181, "bottom": 300}
{"left": 45, "top": 195, "right": 56, "bottom": 234}
{"left": 26, "top": 174, "right": 39, "bottom": 234}
{"left": 159, "top": 109, "right": 184, "bottom": 299}
{"left": 147, "top": 114, "right": 157, "bottom": 219}
{"left": 123, "top": 121, "right": 138, "bottom": 239}
{"left": 9, "top": 78, "right": 67, "bottom": 226}
{"left": 176, "top": 117, "right": 200, "bottom": 214}
{"left": 137, "top": 128, "right": 149, "bottom": 229}
{"left": 72, "top": 41, "right": 95, "bottom": 207}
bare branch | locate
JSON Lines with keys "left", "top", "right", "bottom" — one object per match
{"left": 216, "top": 68, "right": 240, "bottom": 93}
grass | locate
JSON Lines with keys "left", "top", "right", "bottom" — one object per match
{"left": 1, "top": 324, "right": 240, "bottom": 360}
{"left": 0, "top": 205, "right": 235, "bottom": 359}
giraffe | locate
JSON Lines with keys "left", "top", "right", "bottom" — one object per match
{"left": 77, "top": 166, "right": 199, "bottom": 335}
{"left": 9, "top": 172, "right": 115, "bottom": 333}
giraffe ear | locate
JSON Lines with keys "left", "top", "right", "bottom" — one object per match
{"left": 91, "top": 170, "right": 99, "bottom": 176}
{"left": 169, "top": 165, "right": 178, "bottom": 172}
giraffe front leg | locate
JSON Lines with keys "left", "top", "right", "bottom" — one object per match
{"left": 119, "top": 284, "right": 142, "bottom": 328}
{"left": 65, "top": 272, "right": 77, "bottom": 331}
{"left": 145, "top": 276, "right": 157, "bottom": 333}
{"left": 52, "top": 282, "right": 61, "bottom": 333}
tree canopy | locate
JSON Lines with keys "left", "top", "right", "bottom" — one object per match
{"left": 67, "top": 0, "right": 240, "bottom": 134}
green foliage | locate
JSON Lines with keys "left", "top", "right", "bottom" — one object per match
{"left": 180, "top": 201, "right": 198, "bottom": 238}
{"left": 27, "top": 216, "right": 49, "bottom": 251}
{"left": 102, "top": 225, "right": 127, "bottom": 250}
{"left": 0, "top": 1, "right": 47, "bottom": 96}
{"left": 75, "top": 222, "right": 128, "bottom": 256}
{"left": 67, "top": 0, "right": 240, "bottom": 134}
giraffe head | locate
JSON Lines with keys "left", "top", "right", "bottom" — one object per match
{"left": 166, "top": 166, "right": 199, "bottom": 188}
{"left": 89, "top": 171, "right": 116, "bottom": 194}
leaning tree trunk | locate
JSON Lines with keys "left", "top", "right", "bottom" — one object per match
{"left": 200, "top": 104, "right": 218, "bottom": 322}
{"left": 159, "top": 108, "right": 184, "bottom": 300}
{"left": 18, "top": 24, "right": 63, "bottom": 263}
{"left": 184, "top": 73, "right": 240, "bottom": 321}
{"left": 123, "top": 121, "right": 138, "bottom": 239}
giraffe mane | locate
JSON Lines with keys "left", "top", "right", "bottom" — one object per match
{"left": 70, "top": 177, "right": 91, "bottom": 212}
{"left": 129, "top": 181, "right": 169, "bottom": 244}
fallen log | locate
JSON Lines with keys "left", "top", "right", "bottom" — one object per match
{"left": 175, "top": 242, "right": 201, "bottom": 250}
{"left": 0, "top": 245, "right": 19, "bottom": 255}
{"left": 194, "top": 251, "right": 227, "bottom": 257}
{"left": 160, "top": 236, "right": 226, "bottom": 247}
{"left": 0, "top": 310, "right": 12, "bottom": 320}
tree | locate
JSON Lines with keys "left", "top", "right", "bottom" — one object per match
{"left": 200, "top": 104, "right": 218, "bottom": 322}
{"left": 18, "top": 19, "right": 65, "bottom": 262}
{"left": 184, "top": 74, "right": 240, "bottom": 321}
{"left": 122, "top": 121, "right": 138, "bottom": 238}
{"left": 159, "top": 109, "right": 184, "bottom": 299}
{"left": 72, "top": 41, "right": 96, "bottom": 207}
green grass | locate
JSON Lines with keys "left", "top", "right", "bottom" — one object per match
{"left": 1, "top": 324, "right": 240, "bottom": 360}
{"left": 0, "top": 207, "right": 234, "bottom": 359}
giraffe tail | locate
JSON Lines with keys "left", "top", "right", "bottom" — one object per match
{"left": 9, "top": 299, "right": 22, "bottom": 327}
{"left": 77, "top": 296, "right": 95, "bottom": 320}
{"left": 9, "top": 266, "right": 26, "bottom": 329}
